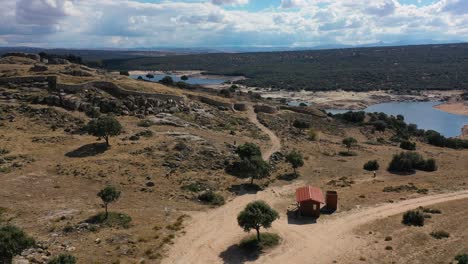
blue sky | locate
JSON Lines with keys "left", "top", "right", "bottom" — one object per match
{"left": 1, "top": 0, "right": 467, "bottom": 48}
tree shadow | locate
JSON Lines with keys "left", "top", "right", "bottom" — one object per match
{"left": 219, "top": 244, "right": 260, "bottom": 264}
{"left": 228, "top": 183, "right": 262, "bottom": 196}
{"left": 65, "top": 143, "right": 108, "bottom": 158}
{"left": 277, "top": 172, "right": 299, "bottom": 181}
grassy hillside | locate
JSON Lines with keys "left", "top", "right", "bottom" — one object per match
{"left": 102, "top": 43, "right": 468, "bottom": 91}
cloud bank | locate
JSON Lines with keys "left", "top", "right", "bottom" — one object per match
{"left": 1, "top": 0, "right": 467, "bottom": 48}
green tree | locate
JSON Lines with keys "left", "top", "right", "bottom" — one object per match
{"left": 48, "top": 254, "right": 77, "bottom": 264}
{"left": 86, "top": 115, "right": 122, "bottom": 147}
{"left": 0, "top": 225, "right": 35, "bottom": 263}
{"left": 181, "top": 75, "right": 189, "bottom": 81}
{"left": 285, "top": 150, "right": 304, "bottom": 174}
{"left": 240, "top": 156, "right": 271, "bottom": 184}
{"left": 159, "top": 76, "right": 174, "bottom": 86}
{"left": 236, "top": 143, "right": 262, "bottom": 160}
{"left": 97, "top": 186, "right": 121, "bottom": 218}
{"left": 237, "top": 201, "right": 279, "bottom": 241}
{"left": 342, "top": 137, "right": 357, "bottom": 153}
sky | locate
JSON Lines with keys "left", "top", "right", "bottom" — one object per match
{"left": 1, "top": 0, "right": 468, "bottom": 48}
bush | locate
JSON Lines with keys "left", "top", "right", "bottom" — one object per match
{"left": 338, "top": 151, "right": 357, "bottom": 156}
{"left": 159, "top": 76, "right": 174, "bottom": 86}
{"left": 388, "top": 152, "right": 437, "bottom": 173}
{"left": 0, "top": 225, "right": 36, "bottom": 263}
{"left": 400, "top": 140, "right": 416, "bottom": 150}
{"left": 48, "top": 253, "right": 77, "bottom": 264}
{"left": 335, "top": 111, "right": 366, "bottom": 123}
{"left": 137, "top": 119, "right": 153, "bottom": 127}
{"left": 293, "top": 119, "right": 310, "bottom": 129}
{"left": 198, "top": 191, "right": 225, "bottom": 206}
{"left": 402, "top": 210, "right": 425, "bottom": 226}
{"left": 421, "top": 158, "right": 437, "bottom": 172}
{"left": 430, "top": 230, "right": 450, "bottom": 239}
{"left": 456, "top": 254, "right": 468, "bottom": 264}
{"left": 363, "top": 160, "right": 379, "bottom": 171}
{"left": 84, "top": 212, "right": 132, "bottom": 229}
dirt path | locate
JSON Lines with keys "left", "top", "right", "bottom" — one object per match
{"left": 163, "top": 188, "right": 468, "bottom": 264}
{"left": 246, "top": 105, "right": 281, "bottom": 160}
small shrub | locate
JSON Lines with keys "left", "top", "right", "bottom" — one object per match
{"left": 421, "top": 158, "right": 437, "bottom": 172}
{"left": 198, "top": 191, "right": 225, "bottom": 206}
{"left": 181, "top": 181, "right": 210, "bottom": 192}
{"left": 48, "top": 253, "right": 77, "bottom": 264}
{"left": 137, "top": 119, "right": 153, "bottom": 128}
{"left": 339, "top": 151, "right": 357, "bottom": 156}
{"left": 84, "top": 212, "right": 132, "bottom": 229}
{"left": 293, "top": 120, "right": 310, "bottom": 129}
{"left": 363, "top": 160, "right": 379, "bottom": 171}
{"left": 0, "top": 149, "right": 9, "bottom": 155}
{"left": 63, "top": 224, "right": 74, "bottom": 233}
{"left": 0, "top": 225, "right": 36, "bottom": 263}
{"left": 402, "top": 210, "right": 425, "bottom": 226}
{"left": 384, "top": 236, "right": 392, "bottom": 241}
{"left": 385, "top": 246, "right": 393, "bottom": 250}
{"left": 400, "top": 140, "right": 416, "bottom": 150}
{"left": 455, "top": 254, "right": 468, "bottom": 264}
{"left": 430, "top": 230, "right": 450, "bottom": 239}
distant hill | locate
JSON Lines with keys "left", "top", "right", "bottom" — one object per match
{"left": 101, "top": 43, "right": 468, "bottom": 92}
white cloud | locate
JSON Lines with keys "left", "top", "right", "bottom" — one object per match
{"left": 0, "top": 0, "right": 467, "bottom": 48}
{"left": 211, "top": 0, "right": 248, "bottom": 6}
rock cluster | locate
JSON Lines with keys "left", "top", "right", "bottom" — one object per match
{"left": 2, "top": 52, "right": 40, "bottom": 61}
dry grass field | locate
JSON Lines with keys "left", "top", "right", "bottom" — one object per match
{"left": 0, "top": 56, "right": 467, "bottom": 263}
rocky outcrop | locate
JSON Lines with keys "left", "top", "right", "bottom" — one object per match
{"left": 0, "top": 76, "right": 56, "bottom": 90}
{"left": 233, "top": 102, "right": 248, "bottom": 111}
{"left": 188, "top": 95, "right": 233, "bottom": 110}
{"left": 2, "top": 52, "right": 40, "bottom": 61}
{"left": 254, "top": 104, "right": 278, "bottom": 114}
{"left": 29, "top": 64, "right": 48, "bottom": 72}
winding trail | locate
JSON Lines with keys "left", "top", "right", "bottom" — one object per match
{"left": 162, "top": 104, "right": 468, "bottom": 263}
{"left": 163, "top": 186, "right": 468, "bottom": 264}
{"left": 245, "top": 105, "right": 281, "bottom": 160}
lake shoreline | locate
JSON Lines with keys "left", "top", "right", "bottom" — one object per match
{"left": 128, "top": 70, "right": 245, "bottom": 82}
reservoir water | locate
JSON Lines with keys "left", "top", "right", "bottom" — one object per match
{"left": 130, "top": 74, "right": 226, "bottom": 85}
{"left": 327, "top": 101, "right": 468, "bottom": 138}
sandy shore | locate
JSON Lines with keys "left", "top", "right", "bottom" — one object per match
{"left": 434, "top": 102, "right": 468, "bottom": 116}
{"left": 235, "top": 87, "right": 464, "bottom": 110}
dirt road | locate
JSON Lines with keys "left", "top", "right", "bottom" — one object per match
{"left": 246, "top": 105, "right": 281, "bottom": 160}
{"left": 163, "top": 187, "right": 468, "bottom": 264}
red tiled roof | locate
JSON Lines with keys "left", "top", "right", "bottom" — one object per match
{"left": 296, "top": 186, "right": 324, "bottom": 204}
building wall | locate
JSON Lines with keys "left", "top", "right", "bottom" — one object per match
{"left": 299, "top": 200, "right": 321, "bottom": 217}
